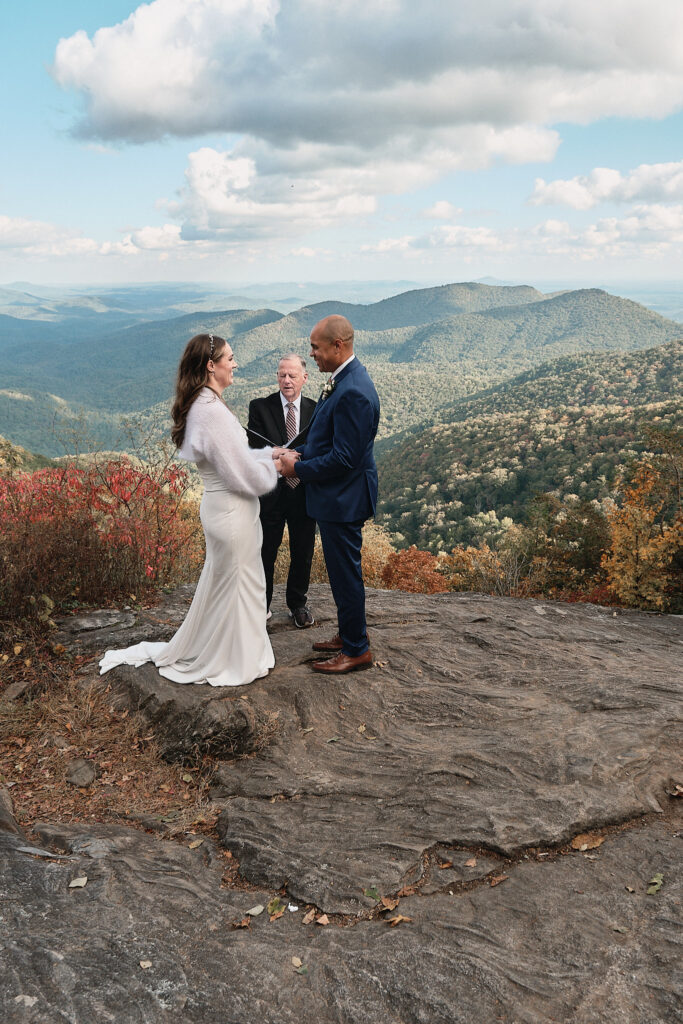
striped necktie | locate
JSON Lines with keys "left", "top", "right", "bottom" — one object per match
{"left": 285, "top": 402, "right": 299, "bottom": 488}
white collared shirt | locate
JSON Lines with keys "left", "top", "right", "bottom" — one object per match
{"left": 330, "top": 353, "right": 355, "bottom": 380}
{"left": 280, "top": 391, "right": 302, "bottom": 434}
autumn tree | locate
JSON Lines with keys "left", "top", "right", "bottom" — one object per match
{"left": 381, "top": 546, "right": 449, "bottom": 593}
{"left": 602, "top": 426, "right": 682, "bottom": 610}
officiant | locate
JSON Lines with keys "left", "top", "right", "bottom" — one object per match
{"left": 248, "top": 354, "right": 317, "bottom": 628}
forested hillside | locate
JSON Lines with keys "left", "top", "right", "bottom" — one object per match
{"left": 375, "top": 340, "right": 682, "bottom": 550}
{"left": 377, "top": 401, "right": 680, "bottom": 551}
{"left": 1, "top": 281, "right": 680, "bottom": 462}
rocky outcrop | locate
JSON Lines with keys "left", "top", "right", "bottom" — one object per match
{"left": 4, "top": 583, "right": 680, "bottom": 1023}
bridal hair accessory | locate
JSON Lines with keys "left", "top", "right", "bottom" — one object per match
{"left": 320, "top": 378, "right": 336, "bottom": 401}
{"left": 208, "top": 334, "right": 215, "bottom": 358}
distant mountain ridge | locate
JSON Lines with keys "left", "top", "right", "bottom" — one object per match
{"left": 0, "top": 280, "right": 681, "bottom": 456}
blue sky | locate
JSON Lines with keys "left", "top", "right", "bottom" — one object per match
{"left": 3, "top": 1, "right": 683, "bottom": 288}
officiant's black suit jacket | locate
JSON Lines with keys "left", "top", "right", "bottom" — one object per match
{"left": 247, "top": 391, "right": 317, "bottom": 507}
{"left": 248, "top": 391, "right": 317, "bottom": 611}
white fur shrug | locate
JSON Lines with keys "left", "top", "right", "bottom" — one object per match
{"left": 178, "top": 388, "right": 277, "bottom": 497}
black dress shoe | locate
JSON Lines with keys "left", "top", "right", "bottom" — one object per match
{"left": 312, "top": 650, "right": 373, "bottom": 674}
{"left": 290, "top": 606, "right": 314, "bottom": 628}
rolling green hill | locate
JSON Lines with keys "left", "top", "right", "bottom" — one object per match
{"left": 1, "top": 281, "right": 681, "bottom": 461}
{"left": 388, "top": 289, "right": 682, "bottom": 365}
{"left": 375, "top": 340, "right": 683, "bottom": 550}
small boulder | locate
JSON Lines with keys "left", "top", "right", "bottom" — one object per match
{"left": 0, "top": 788, "right": 24, "bottom": 836}
{"left": 66, "top": 759, "right": 97, "bottom": 788}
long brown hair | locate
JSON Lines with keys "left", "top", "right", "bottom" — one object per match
{"left": 171, "top": 333, "right": 227, "bottom": 448}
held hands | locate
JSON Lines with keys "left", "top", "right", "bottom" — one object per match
{"left": 278, "top": 449, "right": 300, "bottom": 478}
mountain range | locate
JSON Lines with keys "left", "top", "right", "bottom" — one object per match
{"left": 1, "top": 282, "right": 681, "bottom": 543}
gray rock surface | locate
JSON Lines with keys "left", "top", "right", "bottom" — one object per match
{"left": 10, "top": 583, "right": 680, "bottom": 1023}
{"left": 1, "top": 795, "right": 680, "bottom": 1024}
{"left": 66, "top": 758, "right": 97, "bottom": 788}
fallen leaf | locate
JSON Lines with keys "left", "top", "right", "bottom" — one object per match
{"left": 465, "top": 858, "right": 477, "bottom": 868}
{"left": 326, "top": 736, "right": 340, "bottom": 744}
{"left": 267, "top": 897, "right": 285, "bottom": 917}
{"left": 139, "top": 960, "right": 152, "bottom": 970}
{"left": 295, "top": 966, "right": 309, "bottom": 976}
{"left": 302, "top": 909, "right": 316, "bottom": 925}
{"left": 363, "top": 886, "right": 380, "bottom": 901}
{"left": 489, "top": 874, "right": 508, "bottom": 887}
{"left": 380, "top": 897, "right": 399, "bottom": 911}
{"left": 613, "top": 925, "right": 629, "bottom": 933}
{"left": 245, "top": 904, "right": 264, "bottom": 917}
{"left": 647, "top": 873, "right": 664, "bottom": 895}
{"left": 182, "top": 773, "right": 194, "bottom": 784}
{"left": 570, "top": 833, "right": 605, "bottom": 851}
{"left": 316, "top": 914, "right": 329, "bottom": 926}
{"left": 13, "top": 644, "right": 22, "bottom": 655}
{"left": 68, "top": 876, "right": 87, "bottom": 888}
{"left": 358, "top": 724, "right": 366, "bottom": 733}
{"left": 188, "top": 839, "right": 204, "bottom": 850}
{"left": 387, "top": 915, "right": 412, "bottom": 927}
{"left": 302, "top": 727, "right": 314, "bottom": 733}
{"left": 232, "top": 918, "right": 250, "bottom": 929}
{"left": 397, "top": 886, "right": 416, "bottom": 897}
{"left": 625, "top": 886, "right": 635, "bottom": 893}
{"left": 270, "top": 908, "right": 285, "bottom": 922}
{"left": 439, "top": 861, "right": 453, "bottom": 870}
{"left": 291, "top": 956, "right": 302, "bottom": 968}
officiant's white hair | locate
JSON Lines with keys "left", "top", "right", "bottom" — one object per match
{"left": 278, "top": 353, "right": 307, "bottom": 370}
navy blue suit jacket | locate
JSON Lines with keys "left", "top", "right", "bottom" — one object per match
{"left": 294, "top": 359, "right": 380, "bottom": 523}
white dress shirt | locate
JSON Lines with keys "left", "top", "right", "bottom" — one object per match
{"left": 330, "top": 354, "right": 356, "bottom": 381}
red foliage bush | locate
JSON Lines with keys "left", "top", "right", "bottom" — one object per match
{"left": 0, "top": 458, "right": 203, "bottom": 619}
{"left": 381, "top": 546, "right": 449, "bottom": 594}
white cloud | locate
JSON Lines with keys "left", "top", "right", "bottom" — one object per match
{"left": 424, "top": 201, "right": 461, "bottom": 220}
{"left": 0, "top": 215, "right": 182, "bottom": 260}
{"left": 129, "top": 224, "right": 183, "bottom": 250}
{"left": 0, "top": 216, "right": 101, "bottom": 257}
{"left": 53, "top": 1, "right": 683, "bottom": 146}
{"left": 531, "top": 202, "right": 683, "bottom": 260}
{"left": 364, "top": 220, "right": 509, "bottom": 257}
{"left": 531, "top": 161, "right": 683, "bottom": 209}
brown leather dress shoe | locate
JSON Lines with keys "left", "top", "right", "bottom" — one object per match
{"left": 311, "top": 633, "right": 343, "bottom": 652}
{"left": 311, "top": 650, "right": 373, "bottom": 673}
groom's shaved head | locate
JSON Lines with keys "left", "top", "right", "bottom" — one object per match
{"left": 309, "top": 314, "right": 355, "bottom": 373}
{"left": 316, "top": 315, "right": 354, "bottom": 348}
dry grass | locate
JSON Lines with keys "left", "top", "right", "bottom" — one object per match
{"left": 0, "top": 653, "right": 219, "bottom": 836}
{"left": 273, "top": 520, "right": 395, "bottom": 588}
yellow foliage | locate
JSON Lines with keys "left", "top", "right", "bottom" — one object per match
{"left": 273, "top": 521, "right": 395, "bottom": 588}
{"left": 602, "top": 461, "right": 682, "bottom": 609}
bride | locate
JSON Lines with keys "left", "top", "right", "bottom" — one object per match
{"left": 100, "top": 333, "right": 280, "bottom": 686}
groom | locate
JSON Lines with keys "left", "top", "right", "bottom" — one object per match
{"left": 278, "top": 315, "right": 380, "bottom": 674}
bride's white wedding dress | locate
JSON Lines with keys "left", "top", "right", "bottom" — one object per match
{"left": 99, "top": 388, "right": 278, "bottom": 686}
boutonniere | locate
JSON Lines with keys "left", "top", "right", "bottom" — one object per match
{"left": 320, "top": 378, "right": 336, "bottom": 401}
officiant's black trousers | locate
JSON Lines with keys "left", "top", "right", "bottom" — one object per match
{"left": 259, "top": 482, "right": 316, "bottom": 612}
